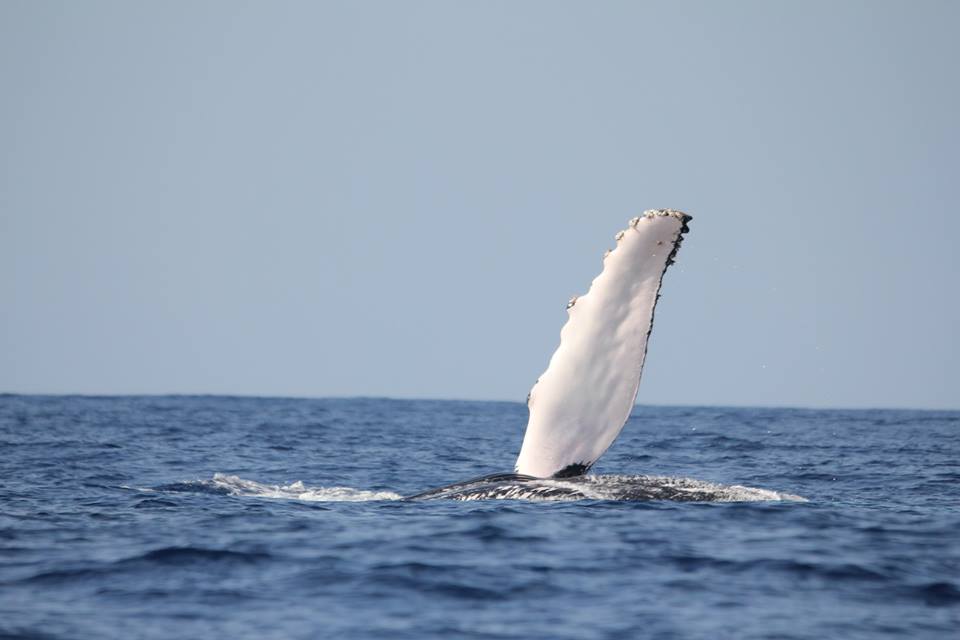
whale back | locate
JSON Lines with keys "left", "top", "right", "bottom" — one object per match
{"left": 514, "top": 210, "right": 691, "bottom": 478}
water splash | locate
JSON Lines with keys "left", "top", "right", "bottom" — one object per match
{"left": 154, "top": 473, "right": 805, "bottom": 503}
{"left": 407, "top": 474, "right": 808, "bottom": 502}
{"left": 157, "top": 473, "right": 403, "bottom": 502}
{"left": 571, "top": 475, "right": 808, "bottom": 502}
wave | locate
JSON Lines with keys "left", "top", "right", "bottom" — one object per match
{"left": 22, "top": 547, "right": 272, "bottom": 585}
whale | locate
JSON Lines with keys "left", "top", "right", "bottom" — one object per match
{"left": 154, "top": 210, "right": 800, "bottom": 503}
{"left": 405, "top": 210, "right": 801, "bottom": 502}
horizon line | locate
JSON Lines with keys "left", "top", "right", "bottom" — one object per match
{"left": 1, "top": 391, "right": 957, "bottom": 413}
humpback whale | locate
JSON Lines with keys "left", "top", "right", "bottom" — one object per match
{"left": 407, "top": 210, "right": 801, "bottom": 502}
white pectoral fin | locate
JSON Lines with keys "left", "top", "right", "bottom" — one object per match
{"left": 515, "top": 210, "right": 691, "bottom": 478}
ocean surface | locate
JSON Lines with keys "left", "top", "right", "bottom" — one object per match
{"left": 1, "top": 395, "right": 958, "bottom": 639}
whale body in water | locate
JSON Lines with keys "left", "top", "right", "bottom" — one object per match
{"left": 407, "top": 210, "right": 802, "bottom": 502}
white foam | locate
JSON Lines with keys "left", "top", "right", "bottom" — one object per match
{"left": 575, "top": 475, "right": 808, "bottom": 502}
{"left": 208, "top": 473, "right": 403, "bottom": 502}
{"left": 158, "top": 473, "right": 804, "bottom": 504}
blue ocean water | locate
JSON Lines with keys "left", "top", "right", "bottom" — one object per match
{"left": 1, "top": 395, "right": 958, "bottom": 639}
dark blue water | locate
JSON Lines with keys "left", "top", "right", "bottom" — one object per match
{"left": 1, "top": 395, "right": 958, "bottom": 639}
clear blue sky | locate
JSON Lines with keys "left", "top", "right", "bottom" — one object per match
{"left": 2, "top": 1, "right": 957, "bottom": 409}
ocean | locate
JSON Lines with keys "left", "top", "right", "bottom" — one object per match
{"left": 1, "top": 395, "right": 957, "bottom": 639}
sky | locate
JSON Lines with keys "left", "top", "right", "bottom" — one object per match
{"left": 2, "top": 1, "right": 958, "bottom": 409}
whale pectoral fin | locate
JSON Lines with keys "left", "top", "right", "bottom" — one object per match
{"left": 513, "top": 462, "right": 592, "bottom": 478}
{"left": 514, "top": 210, "right": 691, "bottom": 479}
